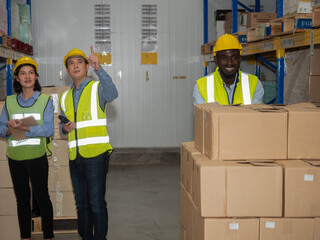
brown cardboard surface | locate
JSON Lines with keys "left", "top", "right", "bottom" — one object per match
{"left": 284, "top": 106, "right": 320, "bottom": 159}
{"left": 247, "top": 12, "right": 277, "bottom": 28}
{"left": 309, "top": 76, "right": 320, "bottom": 102}
{"left": 48, "top": 165, "right": 73, "bottom": 192}
{"left": 180, "top": 142, "right": 201, "bottom": 194}
{"left": 0, "top": 161, "right": 12, "bottom": 187}
{"left": 203, "top": 105, "right": 287, "bottom": 160}
{"left": 192, "top": 156, "right": 282, "bottom": 217}
{"left": 0, "top": 188, "right": 17, "bottom": 216}
{"left": 180, "top": 184, "right": 195, "bottom": 240}
{"left": 260, "top": 218, "right": 315, "bottom": 240}
{"left": 194, "top": 103, "right": 220, "bottom": 153}
{"left": 0, "top": 216, "right": 20, "bottom": 239}
{"left": 0, "top": 138, "right": 7, "bottom": 160}
{"left": 49, "top": 191, "right": 76, "bottom": 217}
{"left": 49, "top": 139, "right": 69, "bottom": 166}
{"left": 315, "top": 218, "right": 320, "bottom": 240}
{"left": 194, "top": 209, "right": 259, "bottom": 240}
{"left": 278, "top": 160, "right": 320, "bottom": 217}
{"left": 310, "top": 49, "right": 320, "bottom": 76}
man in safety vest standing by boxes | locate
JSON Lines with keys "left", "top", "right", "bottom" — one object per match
{"left": 193, "top": 34, "right": 264, "bottom": 105}
{"left": 60, "top": 46, "right": 118, "bottom": 240}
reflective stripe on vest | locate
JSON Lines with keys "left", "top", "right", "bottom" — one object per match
{"left": 11, "top": 113, "right": 41, "bottom": 120}
{"left": 9, "top": 138, "right": 41, "bottom": 147}
{"left": 241, "top": 73, "right": 251, "bottom": 105}
{"left": 68, "top": 136, "right": 110, "bottom": 149}
{"left": 206, "top": 74, "right": 214, "bottom": 103}
{"left": 60, "top": 90, "right": 69, "bottom": 114}
{"left": 206, "top": 72, "right": 252, "bottom": 105}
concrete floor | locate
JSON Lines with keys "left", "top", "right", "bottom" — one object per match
{"left": 32, "top": 162, "right": 180, "bottom": 240}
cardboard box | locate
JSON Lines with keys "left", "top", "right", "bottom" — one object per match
{"left": 0, "top": 216, "right": 20, "bottom": 239}
{"left": 194, "top": 102, "right": 220, "bottom": 154}
{"left": 194, "top": 210, "right": 259, "bottom": 240}
{"left": 278, "top": 160, "right": 320, "bottom": 217}
{"left": 260, "top": 218, "right": 315, "bottom": 240}
{"left": 247, "top": 12, "right": 277, "bottom": 28}
{"left": 0, "top": 138, "right": 7, "bottom": 160}
{"left": 315, "top": 218, "right": 320, "bottom": 240}
{"left": 180, "top": 184, "right": 195, "bottom": 240}
{"left": 192, "top": 156, "right": 283, "bottom": 217}
{"left": 49, "top": 139, "right": 69, "bottom": 166}
{"left": 203, "top": 104, "right": 287, "bottom": 160}
{"left": 310, "top": 49, "right": 320, "bottom": 75}
{"left": 0, "top": 161, "right": 12, "bottom": 188}
{"left": 283, "top": 105, "right": 320, "bottom": 159}
{"left": 180, "top": 142, "right": 200, "bottom": 194}
{"left": 48, "top": 165, "right": 73, "bottom": 192}
{"left": 50, "top": 191, "right": 76, "bottom": 217}
{"left": 309, "top": 76, "right": 320, "bottom": 102}
{"left": 0, "top": 188, "right": 17, "bottom": 216}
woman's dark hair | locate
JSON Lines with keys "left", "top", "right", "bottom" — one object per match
{"left": 13, "top": 64, "right": 42, "bottom": 94}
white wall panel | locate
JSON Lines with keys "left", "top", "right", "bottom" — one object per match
{"left": 32, "top": 0, "right": 203, "bottom": 147}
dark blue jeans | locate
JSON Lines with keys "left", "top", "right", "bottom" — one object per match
{"left": 69, "top": 152, "right": 110, "bottom": 240}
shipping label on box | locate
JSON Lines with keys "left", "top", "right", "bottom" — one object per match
{"left": 260, "top": 218, "right": 315, "bottom": 240}
{"left": 193, "top": 157, "right": 283, "bottom": 217}
{"left": 180, "top": 142, "right": 200, "bottom": 195}
{"left": 278, "top": 160, "right": 320, "bottom": 217}
{"left": 203, "top": 104, "right": 287, "bottom": 161}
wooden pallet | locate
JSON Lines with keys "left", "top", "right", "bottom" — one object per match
{"left": 32, "top": 216, "right": 78, "bottom": 234}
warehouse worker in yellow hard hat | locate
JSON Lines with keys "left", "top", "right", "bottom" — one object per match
{"left": 193, "top": 34, "right": 264, "bottom": 105}
{"left": 59, "top": 46, "right": 118, "bottom": 240}
{"left": 0, "top": 56, "right": 54, "bottom": 240}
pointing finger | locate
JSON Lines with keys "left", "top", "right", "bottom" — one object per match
{"left": 90, "top": 45, "right": 95, "bottom": 54}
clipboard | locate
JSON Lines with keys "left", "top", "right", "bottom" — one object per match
{"left": 9, "top": 116, "right": 38, "bottom": 141}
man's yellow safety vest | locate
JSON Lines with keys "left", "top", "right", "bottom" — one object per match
{"left": 60, "top": 81, "right": 112, "bottom": 160}
{"left": 196, "top": 67, "right": 258, "bottom": 105}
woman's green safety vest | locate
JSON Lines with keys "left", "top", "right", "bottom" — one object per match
{"left": 60, "top": 81, "right": 112, "bottom": 160}
{"left": 196, "top": 67, "right": 258, "bottom": 105}
{"left": 6, "top": 94, "right": 50, "bottom": 160}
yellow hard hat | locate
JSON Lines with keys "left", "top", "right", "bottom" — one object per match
{"left": 213, "top": 34, "right": 242, "bottom": 56}
{"left": 64, "top": 48, "right": 88, "bottom": 68}
{"left": 13, "top": 56, "right": 38, "bottom": 75}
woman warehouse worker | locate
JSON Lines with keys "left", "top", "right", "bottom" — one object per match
{"left": 0, "top": 57, "right": 54, "bottom": 240}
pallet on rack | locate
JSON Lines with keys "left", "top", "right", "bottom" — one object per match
{"left": 0, "top": 34, "right": 11, "bottom": 49}
{"left": 312, "top": 4, "right": 320, "bottom": 27}
{"left": 32, "top": 216, "right": 78, "bottom": 234}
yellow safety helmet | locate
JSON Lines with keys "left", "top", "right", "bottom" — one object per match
{"left": 213, "top": 34, "right": 242, "bottom": 56}
{"left": 13, "top": 56, "right": 38, "bottom": 75}
{"left": 64, "top": 48, "right": 88, "bottom": 68}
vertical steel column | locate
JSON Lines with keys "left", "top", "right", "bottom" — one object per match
{"left": 277, "top": 0, "right": 283, "bottom": 18}
{"left": 203, "top": 0, "right": 208, "bottom": 76}
{"left": 232, "top": 0, "right": 238, "bottom": 33}
{"left": 276, "top": 45, "right": 285, "bottom": 104}
{"left": 6, "top": 0, "right": 12, "bottom": 96}
{"left": 27, "top": 0, "right": 31, "bottom": 21}
{"left": 255, "top": 0, "right": 260, "bottom": 12}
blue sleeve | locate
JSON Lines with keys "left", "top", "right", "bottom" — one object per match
{"left": 95, "top": 68, "right": 118, "bottom": 110}
{"left": 193, "top": 83, "right": 206, "bottom": 106}
{"left": 252, "top": 79, "right": 264, "bottom": 104}
{"left": 25, "top": 97, "right": 54, "bottom": 138}
{"left": 0, "top": 102, "right": 10, "bottom": 139}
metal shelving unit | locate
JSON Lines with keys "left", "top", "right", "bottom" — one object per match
{"left": 0, "top": 0, "right": 32, "bottom": 97}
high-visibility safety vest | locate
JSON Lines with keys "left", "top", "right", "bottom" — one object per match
{"left": 60, "top": 81, "right": 112, "bottom": 160}
{"left": 6, "top": 94, "right": 50, "bottom": 160}
{"left": 196, "top": 67, "right": 258, "bottom": 105}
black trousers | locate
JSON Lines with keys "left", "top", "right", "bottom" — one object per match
{"left": 8, "top": 155, "right": 54, "bottom": 239}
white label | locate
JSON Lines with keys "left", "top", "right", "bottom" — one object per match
{"left": 266, "top": 221, "right": 275, "bottom": 229}
{"left": 229, "top": 223, "right": 239, "bottom": 230}
{"left": 304, "top": 174, "right": 314, "bottom": 182}
{"left": 281, "top": 38, "right": 294, "bottom": 48}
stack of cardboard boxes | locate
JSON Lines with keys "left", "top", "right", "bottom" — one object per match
{"left": 0, "top": 101, "right": 20, "bottom": 239}
{"left": 41, "top": 86, "right": 77, "bottom": 218}
{"left": 181, "top": 102, "right": 320, "bottom": 240}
